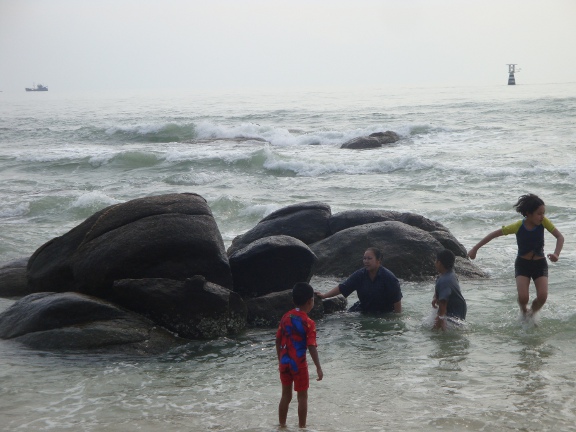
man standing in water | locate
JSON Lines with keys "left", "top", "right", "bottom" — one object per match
{"left": 316, "top": 247, "right": 402, "bottom": 313}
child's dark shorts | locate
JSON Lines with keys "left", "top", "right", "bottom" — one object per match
{"left": 279, "top": 363, "right": 309, "bottom": 392}
{"left": 514, "top": 256, "right": 548, "bottom": 281}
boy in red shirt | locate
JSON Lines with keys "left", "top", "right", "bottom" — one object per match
{"left": 276, "top": 282, "right": 323, "bottom": 428}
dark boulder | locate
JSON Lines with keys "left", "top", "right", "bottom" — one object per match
{"left": 311, "top": 221, "right": 470, "bottom": 281}
{"left": 109, "top": 276, "right": 247, "bottom": 339}
{"left": 328, "top": 210, "right": 467, "bottom": 257}
{"left": 227, "top": 201, "right": 331, "bottom": 256}
{"left": 340, "top": 136, "right": 382, "bottom": 149}
{"left": 245, "top": 290, "right": 324, "bottom": 327}
{"left": 245, "top": 290, "right": 345, "bottom": 327}
{"left": 322, "top": 295, "right": 348, "bottom": 314}
{"left": 369, "top": 131, "right": 400, "bottom": 144}
{"left": 229, "top": 235, "right": 317, "bottom": 298}
{"left": 27, "top": 193, "right": 232, "bottom": 296}
{"left": 0, "top": 292, "right": 181, "bottom": 354}
{"left": 340, "top": 131, "right": 400, "bottom": 149}
{"left": 0, "top": 257, "right": 33, "bottom": 298}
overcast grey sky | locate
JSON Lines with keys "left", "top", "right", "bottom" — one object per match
{"left": 1, "top": 0, "right": 575, "bottom": 92}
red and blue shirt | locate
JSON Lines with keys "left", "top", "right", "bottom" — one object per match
{"left": 276, "top": 309, "right": 317, "bottom": 373}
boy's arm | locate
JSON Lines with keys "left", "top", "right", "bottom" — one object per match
{"left": 433, "top": 300, "right": 448, "bottom": 330}
{"left": 547, "top": 228, "right": 564, "bottom": 262}
{"left": 308, "top": 346, "right": 323, "bottom": 381}
{"left": 275, "top": 336, "right": 282, "bottom": 362}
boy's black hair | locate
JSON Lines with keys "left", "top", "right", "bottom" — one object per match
{"left": 292, "top": 282, "right": 314, "bottom": 307}
{"left": 514, "top": 193, "right": 545, "bottom": 216}
{"left": 437, "top": 249, "right": 456, "bottom": 270}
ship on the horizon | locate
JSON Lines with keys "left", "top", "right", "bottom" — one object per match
{"left": 25, "top": 83, "right": 48, "bottom": 91}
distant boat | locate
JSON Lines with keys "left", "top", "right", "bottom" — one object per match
{"left": 25, "top": 83, "right": 48, "bottom": 92}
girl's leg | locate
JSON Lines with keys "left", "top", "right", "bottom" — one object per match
{"left": 279, "top": 384, "right": 292, "bottom": 427}
{"left": 515, "top": 275, "right": 531, "bottom": 314}
{"left": 531, "top": 276, "right": 548, "bottom": 313}
{"left": 297, "top": 389, "right": 308, "bottom": 428}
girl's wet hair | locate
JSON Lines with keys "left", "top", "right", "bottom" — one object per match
{"left": 513, "top": 193, "right": 545, "bottom": 216}
{"left": 365, "top": 247, "right": 382, "bottom": 260}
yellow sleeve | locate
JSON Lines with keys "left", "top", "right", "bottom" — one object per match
{"left": 501, "top": 220, "right": 522, "bottom": 235}
{"left": 542, "top": 217, "right": 555, "bottom": 233}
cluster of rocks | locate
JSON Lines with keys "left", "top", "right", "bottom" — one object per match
{"left": 340, "top": 131, "right": 401, "bottom": 149}
{"left": 0, "top": 193, "right": 486, "bottom": 354}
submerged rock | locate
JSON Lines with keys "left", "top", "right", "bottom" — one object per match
{"left": 340, "top": 131, "right": 400, "bottom": 149}
{"left": 0, "top": 292, "right": 182, "bottom": 354}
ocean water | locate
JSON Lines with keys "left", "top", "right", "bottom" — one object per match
{"left": 0, "top": 83, "right": 575, "bottom": 431}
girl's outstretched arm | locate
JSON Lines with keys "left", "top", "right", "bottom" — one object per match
{"left": 547, "top": 228, "right": 564, "bottom": 262}
{"left": 467, "top": 229, "right": 504, "bottom": 259}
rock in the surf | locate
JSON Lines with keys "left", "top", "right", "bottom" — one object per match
{"left": 0, "top": 292, "right": 182, "bottom": 354}
{"left": 109, "top": 276, "right": 247, "bottom": 339}
{"left": 340, "top": 131, "right": 400, "bottom": 149}
{"left": 0, "top": 257, "right": 32, "bottom": 298}
{"left": 26, "top": 193, "right": 233, "bottom": 296}
{"left": 245, "top": 290, "right": 322, "bottom": 327}
{"left": 229, "top": 235, "right": 317, "bottom": 298}
{"left": 311, "top": 221, "right": 486, "bottom": 280}
{"left": 227, "top": 201, "right": 331, "bottom": 255}
{"left": 328, "top": 209, "right": 467, "bottom": 257}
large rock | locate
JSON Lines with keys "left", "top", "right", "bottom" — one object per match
{"left": 0, "top": 257, "right": 32, "bottom": 298}
{"left": 328, "top": 210, "right": 467, "bottom": 257}
{"left": 27, "top": 193, "right": 232, "bottom": 297}
{"left": 369, "top": 131, "right": 400, "bottom": 144}
{"left": 227, "top": 201, "right": 331, "bottom": 255}
{"left": 0, "top": 292, "right": 182, "bottom": 354}
{"left": 340, "top": 131, "right": 400, "bottom": 149}
{"left": 340, "top": 136, "right": 382, "bottom": 149}
{"left": 245, "top": 290, "right": 323, "bottom": 327}
{"left": 229, "top": 235, "right": 317, "bottom": 298}
{"left": 311, "top": 221, "right": 471, "bottom": 281}
{"left": 109, "top": 276, "right": 247, "bottom": 340}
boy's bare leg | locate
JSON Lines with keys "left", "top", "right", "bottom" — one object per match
{"left": 297, "top": 390, "right": 308, "bottom": 428}
{"left": 531, "top": 276, "right": 549, "bottom": 313}
{"left": 279, "top": 384, "right": 292, "bottom": 427}
{"left": 515, "top": 276, "right": 530, "bottom": 315}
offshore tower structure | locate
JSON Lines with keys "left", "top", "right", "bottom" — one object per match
{"left": 507, "top": 64, "right": 517, "bottom": 85}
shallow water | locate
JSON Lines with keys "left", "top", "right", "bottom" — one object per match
{"left": 1, "top": 83, "right": 575, "bottom": 431}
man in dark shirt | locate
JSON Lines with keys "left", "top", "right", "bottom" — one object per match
{"left": 316, "top": 247, "right": 402, "bottom": 313}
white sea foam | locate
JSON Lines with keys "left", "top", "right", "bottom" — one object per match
{"left": 70, "top": 191, "right": 122, "bottom": 210}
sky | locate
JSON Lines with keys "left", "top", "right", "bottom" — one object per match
{"left": 1, "top": 0, "right": 575, "bottom": 92}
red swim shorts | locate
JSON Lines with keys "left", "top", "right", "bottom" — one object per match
{"left": 279, "top": 363, "right": 309, "bottom": 392}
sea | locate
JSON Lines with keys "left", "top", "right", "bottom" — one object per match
{"left": 0, "top": 82, "right": 575, "bottom": 431}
